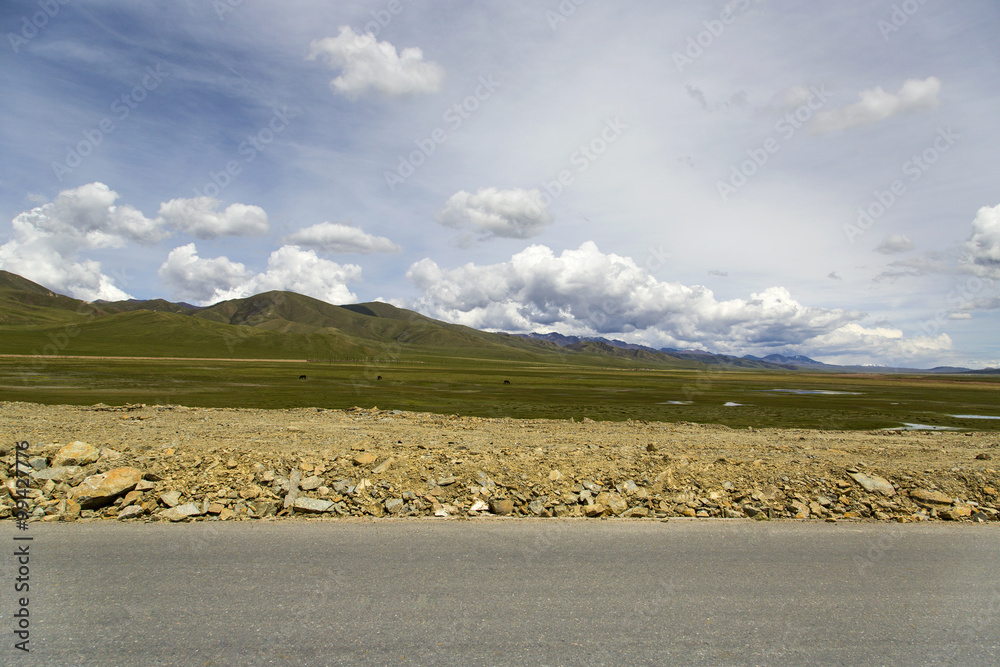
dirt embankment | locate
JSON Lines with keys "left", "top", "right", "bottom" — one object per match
{"left": 2, "top": 402, "right": 998, "bottom": 523}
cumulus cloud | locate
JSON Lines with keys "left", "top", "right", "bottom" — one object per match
{"left": 875, "top": 234, "right": 915, "bottom": 254}
{"left": 963, "top": 202, "right": 1000, "bottom": 278}
{"left": 285, "top": 222, "right": 401, "bottom": 254}
{"left": 406, "top": 242, "right": 875, "bottom": 353}
{"left": 306, "top": 27, "right": 444, "bottom": 100}
{"left": 159, "top": 243, "right": 360, "bottom": 306}
{"left": 812, "top": 77, "right": 941, "bottom": 134}
{"left": 436, "top": 188, "right": 554, "bottom": 244}
{"left": 158, "top": 197, "right": 269, "bottom": 239}
{"left": 0, "top": 182, "right": 167, "bottom": 301}
{"left": 158, "top": 243, "right": 250, "bottom": 304}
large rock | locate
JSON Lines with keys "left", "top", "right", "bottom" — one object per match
{"left": 293, "top": 497, "right": 334, "bottom": 513}
{"left": 159, "top": 490, "right": 182, "bottom": 507}
{"left": 352, "top": 453, "right": 377, "bottom": 466}
{"left": 30, "top": 465, "right": 82, "bottom": 484}
{"left": 117, "top": 505, "right": 145, "bottom": 521}
{"left": 605, "top": 492, "right": 628, "bottom": 515}
{"left": 488, "top": 498, "right": 514, "bottom": 515}
{"left": 162, "top": 503, "right": 202, "bottom": 522}
{"left": 849, "top": 472, "right": 895, "bottom": 497}
{"left": 239, "top": 485, "right": 262, "bottom": 500}
{"left": 909, "top": 489, "right": 952, "bottom": 506}
{"left": 384, "top": 498, "right": 404, "bottom": 514}
{"left": 939, "top": 504, "right": 973, "bottom": 521}
{"left": 52, "top": 441, "right": 100, "bottom": 467}
{"left": 300, "top": 475, "right": 323, "bottom": 491}
{"left": 283, "top": 469, "right": 302, "bottom": 509}
{"left": 69, "top": 467, "right": 143, "bottom": 509}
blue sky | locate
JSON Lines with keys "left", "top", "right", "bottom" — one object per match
{"left": 2, "top": 0, "right": 999, "bottom": 367}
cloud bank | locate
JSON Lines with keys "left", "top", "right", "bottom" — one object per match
{"left": 406, "top": 242, "right": 947, "bottom": 361}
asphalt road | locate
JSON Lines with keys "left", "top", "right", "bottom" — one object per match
{"left": 4, "top": 520, "right": 999, "bottom": 666}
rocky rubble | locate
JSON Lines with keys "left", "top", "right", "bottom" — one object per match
{"left": 1, "top": 402, "right": 998, "bottom": 524}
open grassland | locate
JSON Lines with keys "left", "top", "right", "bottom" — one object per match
{"left": 1, "top": 356, "right": 998, "bottom": 431}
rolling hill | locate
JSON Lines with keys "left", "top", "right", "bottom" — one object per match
{"left": 0, "top": 272, "right": 611, "bottom": 364}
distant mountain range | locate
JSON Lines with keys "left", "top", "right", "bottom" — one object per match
{"left": 516, "top": 333, "right": 999, "bottom": 375}
{"left": 1, "top": 270, "right": 996, "bottom": 373}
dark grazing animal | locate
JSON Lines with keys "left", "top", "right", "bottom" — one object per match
{"left": 299, "top": 375, "right": 307, "bottom": 380}
{"left": 503, "top": 380, "right": 511, "bottom": 385}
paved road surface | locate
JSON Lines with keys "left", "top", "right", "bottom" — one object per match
{"left": 4, "top": 520, "right": 999, "bottom": 665}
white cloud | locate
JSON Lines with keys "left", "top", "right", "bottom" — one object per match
{"left": 12, "top": 182, "right": 166, "bottom": 249}
{"left": 159, "top": 244, "right": 361, "bottom": 306}
{"left": 158, "top": 197, "right": 269, "bottom": 239}
{"left": 436, "top": 188, "right": 554, "bottom": 243}
{"left": 306, "top": 27, "right": 444, "bottom": 100}
{"left": 875, "top": 234, "right": 915, "bottom": 254}
{"left": 285, "top": 221, "right": 401, "bottom": 254}
{"left": 0, "top": 182, "right": 167, "bottom": 301}
{"left": 812, "top": 77, "right": 941, "bottom": 134}
{"left": 407, "top": 242, "right": 872, "bottom": 353}
{"left": 963, "top": 202, "right": 1000, "bottom": 278}
{"left": 158, "top": 243, "right": 250, "bottom": 304}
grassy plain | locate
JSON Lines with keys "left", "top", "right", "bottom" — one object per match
{"left": 2, "top": 355, "right": 998, "bottom": 431}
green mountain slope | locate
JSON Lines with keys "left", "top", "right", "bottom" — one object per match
{"left": 0, "top": 309, "right": 374, "bottom": 359}
{"left": 0, "top": 273, "right": 584, "bottom": 363}
{"left": 0, "top": 270, "right": 109, "bottom": 325}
